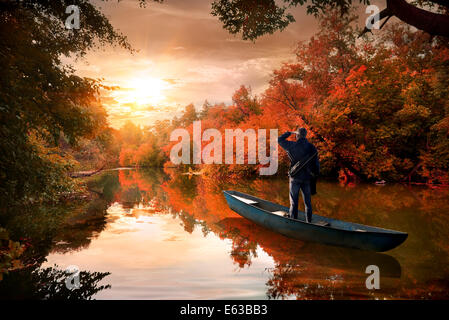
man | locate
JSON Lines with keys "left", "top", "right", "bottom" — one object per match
{"left": 278, "top": 128, "right": 319, "bottom": 223}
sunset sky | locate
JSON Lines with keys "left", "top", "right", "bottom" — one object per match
{"left": 70, "top": 0, "right": 381, "bottom": 128}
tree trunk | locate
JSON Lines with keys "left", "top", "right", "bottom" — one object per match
{"left": 387, "top": 0, "right": 449, "bottom": 37}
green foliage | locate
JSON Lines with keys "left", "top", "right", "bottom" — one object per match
{"left": 0, "top": 1, "right": 131, "bottom": 207}
{"left": 175, "top": 103, "right": 198, "bottom": 127}
{"left": 210, "top": 0, "right": 370, "bottom": 40}
{"left": 0, "top": 227, "right": 25, "bottom": 281}
{"left": 211, "top": 0, "right": 295, "bottom": 41}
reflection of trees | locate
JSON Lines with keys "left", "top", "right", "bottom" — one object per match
{"left": 0, "top": 172, "right": 116, "bottom": 298}
{"left": 1, "top": 200, "right": 108, "bottom": 267}
{"left": 117, "top": 168, "right": 169, "bottom": 207}
{"left": 87, "top": 172, "right": 121, "bottom": 203}
{"left": 0, "top": 264, "right": 110, "bottom": 300}
{"left": 265, "top": 263, "right": 364, "bottom": 300}
{"left": 221, "top": 227, "right": 258, "bottom": 268}
{"left": 218, "top": 217, "right": 404, "bottom": 299}
{"left": 158, "top": 172, "right": 449, "bottom": 299}
{"left": 246, "top": 179, "right": 449, "bottom": 268}
{"left": 6, "top": 168, "right": 443, "bottom": 299}
{"left": 121, "top": 186, "right": 142, "bottom": 208}
{"left": 100, "top": 169, "right": 449, "bottom": 299}
{"left": 177, "top": 210, "right": 196, "bottom": 234}
{"left": 51, "top": 197, "right": 113, "bottom": 254}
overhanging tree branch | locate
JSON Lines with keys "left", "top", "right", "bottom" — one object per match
{"left": 387, "top": 0, "right": 449, "bottom": 37}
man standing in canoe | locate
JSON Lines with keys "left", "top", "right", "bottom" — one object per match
{"left": 278, "top": 128, "right": 319, "bottom": 223}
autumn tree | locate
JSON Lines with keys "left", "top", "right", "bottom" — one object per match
{"left": 264, "top": 9, "right": 449, "bottom": 182}
{"left": 232, "top": 85, "right": 262, "bottom": 120}
{"left": 0, "top": 0, "right": 132, "bottom": 207}
{"left": 176, "top": 103, "right": 198, "bottom": 127}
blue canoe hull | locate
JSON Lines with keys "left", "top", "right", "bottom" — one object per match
{"left": 223, "top": 190, "right": 408, "bottom": 252}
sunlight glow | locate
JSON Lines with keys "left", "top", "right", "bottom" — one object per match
{"left": 113, "top": 77, "right": 170, "bottom": 108}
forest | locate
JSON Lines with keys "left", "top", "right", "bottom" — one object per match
{"left": 118, "top": 12, "right": 449, "bottom": 186}
{"left": 1, "top": 0, "right": 449, "bottom": 286}
{"left": 1, "top": 3, "right": 449, "bottom": 212}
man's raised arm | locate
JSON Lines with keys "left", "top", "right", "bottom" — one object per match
{"left": 278, "top": 131, "right": 293, "bottom": 151}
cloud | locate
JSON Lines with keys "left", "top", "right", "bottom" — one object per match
{"left": 72, "top": 0, "right": 322, "bottom": 127}
{"left": 163, "top": 78, "right": 179, "bottom": 85}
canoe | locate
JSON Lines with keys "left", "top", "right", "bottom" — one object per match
{"left": 223, "top": 190, "right": 408, "bottom": 252}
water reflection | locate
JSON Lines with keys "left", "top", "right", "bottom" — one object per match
{"left": 154, "top": 168, "right": 449, "bottom": 299}
{"left": 218, "top": 217, "right": 402, "bottom": 299}
{"left": 0, "top": 177, "right": 115, "bottom": 299}
{"left": 2, "top": 168, "right": 449, "bottom": 299}
{"left": 0, "top": 265, "right": 111, "bottom": 300}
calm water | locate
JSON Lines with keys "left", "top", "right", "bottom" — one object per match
{"left": 2, "top": 168, "right": 449, "bottom": 299}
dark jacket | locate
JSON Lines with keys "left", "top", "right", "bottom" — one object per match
{"left": 278, "top": 132, "right": 320, "bottom": 182}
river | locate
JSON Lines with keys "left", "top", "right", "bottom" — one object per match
{"left": 1, "top": 168, "right": 449, "bottom": 299}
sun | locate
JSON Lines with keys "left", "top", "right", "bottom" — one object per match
{"left": 114, "top": 77, "right": 169, "bottom": 107}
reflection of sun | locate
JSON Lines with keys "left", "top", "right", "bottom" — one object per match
{"left": 114, "top": 77, "right": 169, "bottom": 107}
